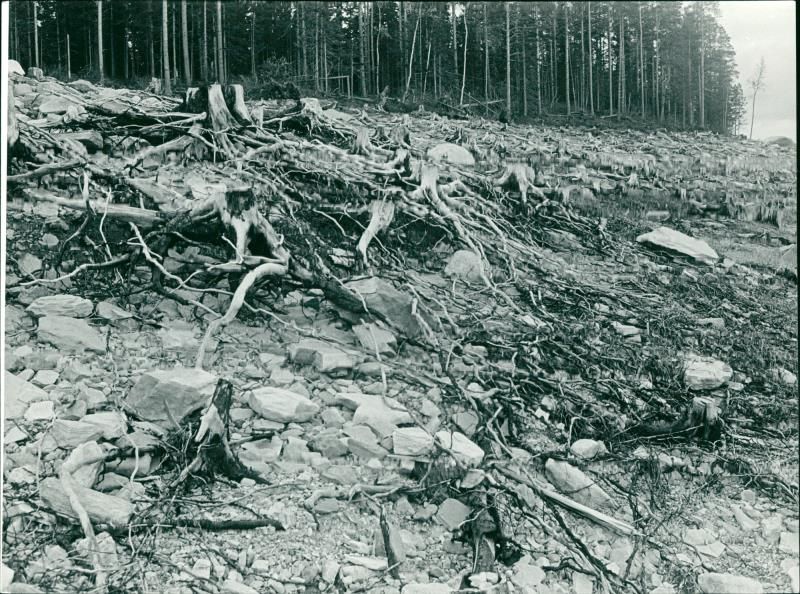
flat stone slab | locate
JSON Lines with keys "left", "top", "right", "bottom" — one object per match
{"left": 27, "top": 295, "right": 93, "bottom": 318}
{"left": 125, "top": 367, "right": 217, "bottom": 427}
{"left": 37, "top": 316, "right": 105, "bottom": 353}
{"left": 4, "top": 371, "right": 50, "bottom": 420}
{"left": 684, "top": 355, "right": 733, "bottom": 390}
{"left": 636, "top": 226, "right": 718, "bottom": 265}
{"left": 249, "top": 387, "right": 320, "bottom": 423}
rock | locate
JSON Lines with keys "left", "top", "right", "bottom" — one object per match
{"left": 434, "top": 431, "right": 484, "bottom": 467}
{"left": 96, "top": 301, "right": 134, "bottom": 321}
{"left": 611, "top": 321, "right": 640, "bottom": 337}
{"left": 697, "top": 317, "right": 725, "bottom": 329}
{"left": 51, "top": 419, "right": 105, "bottom": 448}
{"left": 351, "top": 396, "right": 413, "bottom": 438}
{"left": 572, "top": 572, "right": 594, "bottom": 594}
{"left": 249, "top": 387, "right": 320, "bottom": 423}
{"left": 221, "top": 580, "right": 260, "bottom": 594}
{"left": 393, "top": 427, "right": 434, "bottom": 456}
{"left": 732, "top": 505, "right": 758, "bottom": 531}
{"left": 82, "top": 412, "right": 127, "bottom": 440}
{"left": 27, "top": 294, "right": 94, "bottom": 318}
{"left": 348, "top": 437, "right": 389, "bottom": 460}
{"left": 0, "top": 563, "right": 14, "bottom": 591}
{"left": 645, "top": 210, "right": 671, "bottom": 222}
{"left": 512, "top": 562, "right": 545, "bottom": 589}
{"left": 37, "top": 316, "right": 105, "bottom": 353}
{"left": 31, "top": 369, "right": 59, "bottom": 387}
{"left": 427, "top": 142, "right": 476, "bottom": 166}
{"left": 452, "top": 410, "right": 480, "bottom": 436}
{"left": 18, "top": 253, "right": 43, "bottom": 276}
{"left": 321, "top": 407, "right": 346, "bottom": 427}
{"left": 321, "top": 464, "right": 359, "bottom": 485}
{"left": 38, "top": 96, "right": 82, "bottom": 116}
{"left": 780, "top": 532, "right": 800, "bottom": 555}
{"left": 683, "top": 355, "right": 733, "bottom": 390}
{"left": 545, "top": 459, "right": 615, "bottom": 511}
{"left": 4, "top": 372, "right": 50, "bottom": 420}
{"left": 344, "top": 276, "right": 433, "bottom": 339}
{"left": 125, "top": 367, "right": 217, "bottom": 426}
{"left": 436, "top": 498, "right": 471, "bottom": 531}
{"left": 63, "top": 441, "right": 105, "bottom": 487}
{"left": 697, "top": 572, "right": 763, "bottom": 594}
{"left": 771, "top": 368, "right": 798, "bottom": 386}
{"left": 27, "top": 66, "right": 44, "bottom": 80}
{"left": 353, "top": 323, "right": 397, "bottom": 356}
{"left": 322, "top": 560, "right": 341, "bottom": 583}
{"left": 24, "top": 400, "right": 55, "bottom": 422}
{"left": 239, "top": 437, "right": 283, "bottom": 470}
{"left": 444, "top": 250, "right": 485, "bottom": 284}
{"left": 314, "top": 498, "right": 340, "bottom": 514}
{"left": 8, "top": 59, "right": 25, "bottom": 75}
{"left": 69, "top": 79, "right": 97, "bottom": 93}
{"left": 636, "top": 227, "right": 718, "bottom": 265}
{"left": 740, "top": 489, "right": 756, "bottom": 503}
{"left": 401, "top": 583, "right": 452, "bottom": 594}
{"left": 570, "top": 439, "right": 608, "bottom": 460}
{"left": 288, "top": 338, "right": 357, "bottom": 373}
{"left": 309, "top": 434, "right": 348, "bottom": 458}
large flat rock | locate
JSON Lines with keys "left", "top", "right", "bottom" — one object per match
{"left": 125, "top": 368, "right": 217, "bottom": 427}
{"left": 4, "top": 371, "right": 50, "bottom": 420}
{"left": 249, "top": 387, "right": 320, "bottom": 423}
{"left": 636, "top": 226, "right": 718, "bottom": 265}
{"left": 27, "top": 294, "right": 93, "bottom": 318}
{"left": 37, "top": 316, "right": 105, "bottom": 353}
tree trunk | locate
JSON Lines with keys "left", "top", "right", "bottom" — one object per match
{"left": 607, "top": 8, "right": 613, "bottom": 115}
{"left": 314, "top": 7, "right": 320, "bottom": 92}
{"left": 535, "top": 7, "right": 542, "bottom": 115}
{"left": 201, "top": 1, "right": 208, "bottom": 81}
{"left": 399, "top": 1, "right": 405, "bottom": 89}
{"left": 618, "top": 6, "right": 625, "bottom": 116}
{"left": 172, "top": 2, "right": 179, "bottom": 80}
{"left": 162, "top": 0, "right": 171, "bottom": 94}
{"left": 639, "top": 2, "right": 644, "bottom": 118}
{"left": 588, "top": 2, "right": 594, "bottom": 115}
{"left": 520, "top": 6, "right": 528, "bottom": 117}
{"left": 97, "top": 1, "right": 104, "bottom": 83}
{"left": 505, "top": 2, "right": 511, "bottom": 116}
{"left": 580, "top": 6, "right": 585, "bottom": 110}
{"left": 459, "top": 6, "right": 468, "bottom": 105}
{"left": 452, "top": 2, "right": 458, "bottom": 89}
{"left": 484, "top": 2, "right": 489, "bottom": 102}
{"left": 565, "top": 4, "right": 570, "bottom": 115}
{"left": 699, "top": 3, "right": 705, "bottom": 128}
{"left": 124, "top": 27, "right": 129, "bottom": 80}
{"left": 33, "top": 0, "right": 40, "bottom": 68}
{"left": 359, "top": 4, "right": 367, "bottom": 95}
{"left": 182, "top": 0, "right": 191, "bottom": 82}
{"left": 403, "top": 6, "right": 420, "bottom": 103}
{"left": 216, "top": 0, "right": 224, "bottom": 83}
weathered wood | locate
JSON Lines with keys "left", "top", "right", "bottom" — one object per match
{"left": 8, "top": 80, "right": 19, "bottom": 148}
{"left": 23, "top": 188, "right": 164, "bottom": 228}
{"left": 39, "top": 477, "right": 133, "bottom": 529}
{"left": 7, "top": 159, "right": 84, "bottom": 183}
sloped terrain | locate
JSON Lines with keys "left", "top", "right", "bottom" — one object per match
{"left": 3, "top": 69, "right": 798, "bottom": 594}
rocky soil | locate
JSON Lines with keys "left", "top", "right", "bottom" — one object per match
{"left": 3, "top": 67, "right": 798, "bottom": 594}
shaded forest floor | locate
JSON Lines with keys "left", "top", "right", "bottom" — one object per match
{"left": 3, "top": 72, "right": 798, "bottom": 594}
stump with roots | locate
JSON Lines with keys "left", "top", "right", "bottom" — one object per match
{"left": 183, "top": 83, "right": 253, "bottom": 158}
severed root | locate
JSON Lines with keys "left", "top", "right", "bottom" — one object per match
{"left": 356, "top": 199, "right": 396, "bottom": 267}
{"left": 494, "top": 162, "right": 546, "bottom": 204}
{"left": 630, "top": 396, "right": 722, "bottom": 441}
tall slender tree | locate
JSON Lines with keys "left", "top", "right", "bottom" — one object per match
{"left": 505, "top": 1, "right": 511, "bottom": 116}
{"left": 162, "top": 0, "right": 171, "bottom": 93}
{"left": 588, "top": 2, "right": 594, "bottom": 114}
{"left": 97, "top": 1, "right": 104, "bottom": 83}
{"left": 182, "top": 0, "right": 191, "bottom": 82}
{"left": 748, "top": 57, "right": 766, "bottom": 139}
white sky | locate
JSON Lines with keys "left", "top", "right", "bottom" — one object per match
{"left": 719, "top": 1, "right": 796, "bottom": 140}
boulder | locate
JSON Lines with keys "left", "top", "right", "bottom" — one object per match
{"left": 4, "top": 371, "right": 49, "bottom": 420}
{"left": 8, "top": 59, "right": 25, "bottom": 76}
{"left": 684, "top": 355, "right": 733, "bottom": 390}
{"left": 51, "top": 420, "right": 104, "bottom": 449}
{"left": 697, "top": 572, "right": 763, "bottom": 594}
{"left": 636, "top": 227, "right": 718, "bottom": 265}
{"left": 37, "top": 316, "right": 105, "bottom": 353}
{"left": 27, "top": 66, "right": 44, "bottom": 80}
{"left": 125, "top": 367, "right": 217, "bottom": 426}
{"left": 60, "top": 130, "right": 104, "bottom": 152}
{"left": 570, "top": 439, "right": 608, "bottom": 460}
{"left": 427, "top": 142, "right": 476, "bottom": 166}
{"left": 545, "top": 459, "right": 616, "bottom": 511}
{"left": 82, "top": 412, "right": 128, "bottom": 440}
{"left": 344, "top": 276, "right": 432, "bottom": 339}
{"left": 435, "top": 431, "right": 484, "bottom": 467}
{"left": 249, "top": 387, "right": 320, "bottom": 423}
{"left": 436, "top": 498, "right": 471, "bottom": 531}
{"left": 37, "top": 96, "right": 81, "bottom": 116}
{"left": 352, "top": 323, "right": 397, "bottom": 356}
{"left": 444, "top": 250, "right": 485, "bottom": 284}
{"left": 63, "top": 441, "right": 105, "bottom": 487}
{"left": 351, "top": 396, "right": 413, "bottom": 438}
{"left": 26, "top": 295, "right": 93, "bottom": 318}
{"left": 69, "top": 79, "right": 97, "bottom": 93}
{"left": 393, "top": 427, "right": 434, "bottom": 456}
{"left": 288, "top": 338, "right": 357, "bottom": 373}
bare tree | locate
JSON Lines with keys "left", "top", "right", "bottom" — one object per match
{"left": 33, "top": 1, "right": 39, "bottom": 67}
{"left": 749, "top": 57, "right": 766, "bottom": 139}
{"left": 182, "top": 0, "right": 191, "bottom": 82}
{"left": 505, "top": 1, "right": 511, "bottom": 116}
{"left": 588, "top": 1, "right": 593, "bottom": 115}
{"left": 202, "top": 0, "right": 208, "bottom": 81}
{"left": 459, "top": 3, "right": 468, "bottom": 105}
{"left": 216, "top": 0, "right": 224, "bottom": 83}
{"left": 162, "top": 0, "right": 171, "bottom": 94}
{"left": 97, "top": 1, "right": 104, "bottom": 83}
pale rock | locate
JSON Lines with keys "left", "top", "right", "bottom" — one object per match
{"left": 288, "top": 338, "right": 357, "bottom": 373}
{"left": 321, "top": 407, "right": 346, "bottom": 427}
{"left": 460, "top": 469, "right": 485, "bottom": 489}
{"left": 8, "top": 59, "right": 25, "bottom": 75}
{"left": 611, "top": 321, "right": 640, "bottom": 337}
{"left": 37, "top": 316, "right": 105, "bottom": 353}
{"left": 281, "top": 436, "right": 310, "bottom": 462}
{"left": 18, "top": 253, "right": 43, "bottom": 276}
{"left": 771, "top": 368, "right": 798, "bottom": 386}
{"left": 221, "top": 580, "right": 260, "bottom": 594}
{"left": 697, "top": 317, "right": 725, "bottom": 329}
{"left": 308, "top": 434, "right": 348, "bottom": 458}
{"left": 683, "top": 528, "right": 713, "bottom": 546}
{"left": 82, "top": 411, "right": 128, "bottom": 439}
{"left": 38, "top": 96, "right": 82, "bottom": 116}
{"left": 314, "top": 498, "right": 340, "bottom": 514}
{"left": 348, "top": 437, "right": 389, "bottom": 460}
{"left": 344, "top": 555, "right": 388, "bottom": 571}
{"left": 31, "top": 369, "right": 59, "bottom": 387}
{"left": 353, "top": 400, "right": 413, "bottom": 438}
{"left": 401, "top": 583, "right": 453, "bottom": 594}
{"left": 570, "top": 439, "right": 608, "bottom": 459}
{"left": 732, "top": 505, "right": 758, "bottom": 531}
{"left": 444, "top": 250, "right": 485, "bottom": 284}
{"left": 322, "top": 560, "right": 342, "bottom": 583}
{"left": 572, "top": 571, "right": 594, "bottom": 594}
{"left": 637, "top": 227, "right": 718, "bottom": 265}
{"left": 321, "top": 464, "right": 359, "bottom": 485}
{"left": 434, "top": 431, "right": 484, "bottom": 467}
{"left": 696, "top": 541, "right": 725, "bottom": 558}
{"left": 545, "top": 459, "right": 615, "bottom": 511}
{"left": 782, "top": 560, "right": 800, "bottom": 594}
{"left": 697, "top": 572, "right": 763, "bottom": 594}
{"left": 353, "top": 323, "right": 397, "bottom": 356}
{"left": 345, "top": 276, "right": 432, "bottom": 339}
{"left": 269, "top": 367, "right": 295, "bottom": 386}
{"left": 249, "top": 387, "right": 319, "bottom": 423}
{"left": 683, "top": 355, "right": 733, "bottom": 390}
{"left": 239, "top": 437, "right": 283, "bottom": 472}
{"left": 26, "top": 295, "right": 93, "bottom": 318}
{"left": 427, "top": 142, "right": 475, "bottom": 166}
{"left": 453, "top": 410, "right": 480, "bottom": 436}
{"left": 126, "top": 367, "right": 217, "bottom": 425}
{"left": 512, "top": 562, "right": 545, "bottom": 589}
{"left": 24, "top": 400, "right": 55, "bottom": 422}
{"left": 780, "top": 531, "right": 800, "bottom": 555}
{"left": 51, "top": 419, "right": 104, "bottom": 448}
{"left": 5, "top": 426, "right": 28, "bottom": 444}
{"left": 436, "top": 498, "right": 471, "bottom": 531}
{"left": 63, "top": 441, "right": 105, "bottom": 487}
{"left": 393, "top": 427, "right": 434, "bottom": 456}
{"left": 191, "top": 559, "right": 212, "bottom": 580}
{"left": 96, "top": 301, "right": 134, "bottom": 321}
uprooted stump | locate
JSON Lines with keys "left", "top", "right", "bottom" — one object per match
{"left": 172, "top": 379, "right": 269, "bottom": 487}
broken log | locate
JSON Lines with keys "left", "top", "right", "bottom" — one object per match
{"left": 39, "top": 477, "right": 133, "bottom": 529}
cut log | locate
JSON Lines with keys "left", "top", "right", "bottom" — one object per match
{"left": 39, "top": 476, "right": 133, "bottom": 529}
